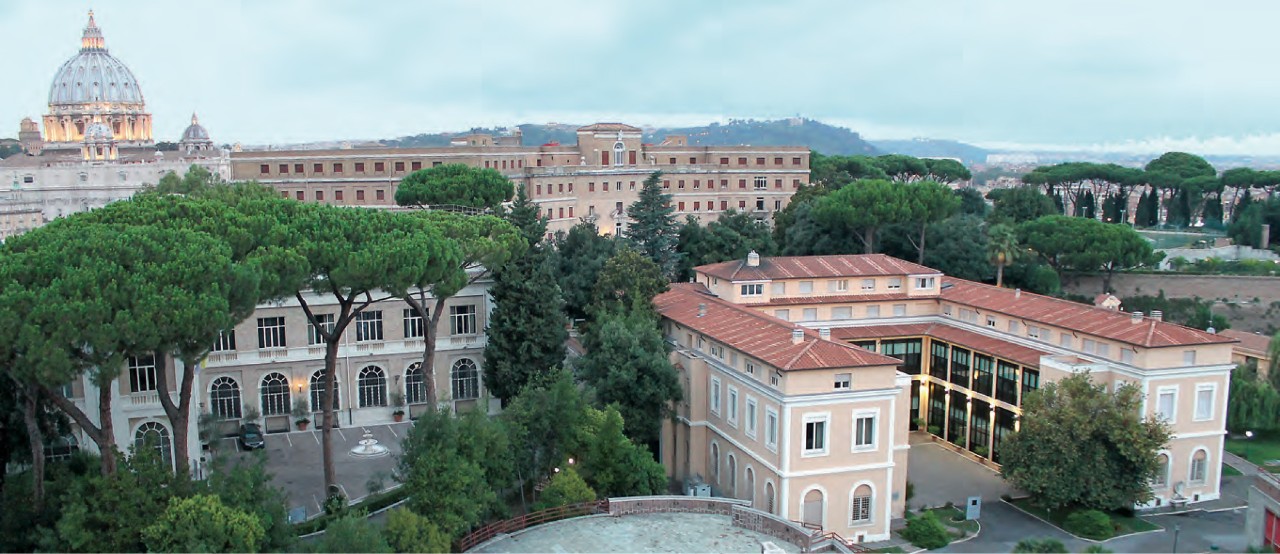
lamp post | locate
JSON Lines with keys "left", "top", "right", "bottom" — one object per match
{"left": 1245, "top": 430, "right": 1255, "bottom": 462}
{"left": 1172, "top": 523, "right": 1180, "bottom": 553}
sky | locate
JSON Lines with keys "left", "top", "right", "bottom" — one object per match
{"left": 3, "top": 1, "right": 1280, "bottom": 154}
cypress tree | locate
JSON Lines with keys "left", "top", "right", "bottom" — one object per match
{"left": 623, "top": 172, "right": 682, "bottom": 279}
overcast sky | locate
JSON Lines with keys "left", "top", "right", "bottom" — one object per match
{"left": 4, "top": 1, "right": 1280, "bottom": 154}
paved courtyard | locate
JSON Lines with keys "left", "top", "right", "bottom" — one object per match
{"left": 472, "top": 513, "right": 803, "bottom": 553}
{"left": 213, "top": 421, "right": 409, "bottom": 518}
{"left": 906, "top": 432, "right": 1019, "bottom": 510}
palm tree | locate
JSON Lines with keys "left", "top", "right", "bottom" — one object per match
{"left": 987, "top": 224, "right": 1018, "bottom": 288}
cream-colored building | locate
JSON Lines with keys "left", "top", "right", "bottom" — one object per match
{"left": 229, "top": 123, "right": 811, "bottom": 235}
{"left": 660, "top": 252, "right": 1236, "bottom": 531}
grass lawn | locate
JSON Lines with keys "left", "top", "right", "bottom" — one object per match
{"left": 923, "top": 506, "right": 980, "bottom": 535}
{"left": 1226, "top": 430, "right": 1280, "bottom": 473}
{"left": 1009, "top": 498, "right": 1160, "bottom": 539}
{"left": 1222, "top": 462, "right": 1244, "bottom": 477}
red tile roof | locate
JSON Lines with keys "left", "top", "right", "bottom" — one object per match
{"left": 655, "top": 283, "right": 903, "bottom": 371}
{"left": 741, "top": 292, "right": 912, "bottom": 307}
{"left": 940, "top": 278, "right": 1234, "bottom": 348}
{"left": 1219, "top": 329, "right": 1273, "bottom": 358}
{"left": 696, "top": 254, "right": 941, "bottom": 282}
{"left": 829, "top": 323, "right": 1049, "bottom": 367}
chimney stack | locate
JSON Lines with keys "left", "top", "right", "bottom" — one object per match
{"left": 819, "top": 328, "right": 831, "bottom": 340}
{"left": 1262, "top": 223, "right": 1271, "bottom": 249}
{"left": 791, "top": 328, "right": 804, "bottom": 344}
{"left": 1131, "top": 311, "right": 1143, "bottom": 324}
{"left": 697, "top": 303, "right": 707, "bottom": 317}
{"left": 747, "top": 250, "right": 760, "bottom": 267}
{"left": 1151, "top": 310, "right": 1163, "bottom": 321}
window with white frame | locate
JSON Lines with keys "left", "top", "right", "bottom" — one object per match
{"left": 1183, "top": 350, "right": 1197, "bottom": 365}
{"left": 866, "top": 305, "right": 880, "bottom": 318}
{"left": 450, "top": 305, "right": 477, "bottom": 335}
{"left": 986, "top": 316, "right": 997, "bottom": 328}
{"left": 861, "top": 279, "right": 875, "bottom": 291}
{"left": 711, "top": 344, "right": 724, "bottom": 358}
{"left": 1027, "top": 325, "right": 1041, "bottom": 340}
{"left": 210, "top": 376, "right": 242, "bottom": 419}
{"left": 405, "top": 363, "right": 427, "bottom": 404}
{"left": 1190, "top": 450, "right": 1208, "bottom": 483}
{"left": 851, "top": 485, "right": 872, "bottom": 524}
{"left": 960, "top": 308, "right": 978, "bottom": 323}
{"left": 356, "top": 310, "right": 384, "bottom": 342}
{"left": 771, "top": 282, "right": 786, "bottom": 296}
{"left": 260, "top": 372, "right": 291, "bottom": 416}
{"left": 728, "top": 387, "right": 739, "bottom": 426}
{"left": 802, "top": 308, "right": 817, "bottom": 321}
{"left": 213, "top": 329, "right": 236, "bottom": 352}
{"left": 774, "top": 309, "right": 791, "bottom": 321}
{"left": 746, "top": 362, "right": 756, "bottom": 376}
{"left": 832, "top": 306, "right": 852, "bottom": 319}
{"left": 357, "top": 365, "right": 387, "bottom": 407}
{"left": 746, "top": 397, "right": 758, "bottom": 438}
{"left": 307, "top": 313, "right": 334, "bottom": 345}
{"left": 770, "top": 372, "right": 780, "bottom": 387}
{"left": 798, "top": 281, "right": 814, "bottom": 294}
{"left": 710, "top": 377, "right": 722, "bottom": 415}
{"left": 854, "top": 413, "right": 875, "bottom": 450}
{"left": 1194, "top": 384, "right": 1215, "bottom": 421}
{"left": 765, "top": 408, "right": 779, "bottom": 451}
{"left": 887, "top": 278, "right": 902, "bottom": 290}
{"left": 754, "top": 176, "right": 767, "bottom": 190}
{"left": 803, "top": 415, "right": 828, "bottom": 455}
{"left": 915, "top": 277, "right": 935, "bottom": 289}
{"left": 128, "top": 355, "right": 157, "bottom": 393}
{"left": 1156, "top": 387, "right": 1177, "bottom": 422}
{"left": 893, "top": 304, "right": 906, "bottom": 316}
{"left": 403, "top": 307, "right": 425, "bottom": 339}
{"left": 831, "top": 279, "right": 849, "bottom": 292}
{"left": 942, "top": 304, "right": 952, "bottom": 316}
{"left": 257, "top": 316, "right": 287, "bottom": 349}
{"left": 741, "top": 283, "right": 763, "bottom": 296}
{"left": 451, "top": 358, "right": 479, "bottom": 400}
{"left": 834, "top": 373, "right": 851, "bottom": 390}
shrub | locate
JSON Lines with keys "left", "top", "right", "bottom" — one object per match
{"left": 905, "top": 481, "right": 915, "bottom": 503}
{"left": 141, "top": 494, "right": 264, "bottom": 553}
{"left": 1082, "top": 546, "right": 1113, "bottom": 553}
{"left": 900, "top": 511, "right": 949, "bottom": 550}
{"left": 382, "top": 508, "right": 450, "bottom": 553}
{"left": 1063, "top": 509, "right": 1113, "bottom": 540}
{"left": 533, "top": 468, "right": 596, "bottom": 512}
{"left": 314, "top": 513, "right": 390, "bottom": 553}
{"left": 1012, "top": 538, "right": 1068, "bottom": 553}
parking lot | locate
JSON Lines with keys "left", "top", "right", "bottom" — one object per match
{"left": 215, "top": 422, "right": 411, "bottom": 519}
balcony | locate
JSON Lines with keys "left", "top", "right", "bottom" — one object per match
{"left": 257, "top": 348, "right": 288, "bottom": 360}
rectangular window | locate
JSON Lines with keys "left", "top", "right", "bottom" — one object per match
{"left": 450, "top": 305, "right": 477, "bottom": 335}
{"left": 295, "top": 191, "right": 304, "bottom": 201}
{"left": 832, "top": 306, "right": 852, "bottom": 319}
{"left": 355, "top": 162, "right": 365, "bottom": 172}
{"left": 307, "top": 313, "right": 334, "bottom": 345}
{"left": 357, "top": 190, "right": 365, "bottom": 201}
{"left": 765, "top": 408, "right": 778, "bottom": 450}
{"left": 774, "top": 309, "right": 790, "bottom": 321}
{"left": 1156, "top": 387, "right": 1177, "bottom": 422}
{"left": 333, "top": 162, "right": 343, "bottom": 173}
{"left": 915, "top": 277, "right": 935, "bottom": 289}
{"left": 771, "top": 282, "right": 786, "bottom": 296}
{"left": 257, "top": 316, "right": 287, "bottom": 349}
{"left": 1020, "top": 368, "right": 1039, "bottom": 405}
{"left": 741, "top": 283, "right": 763, "bottom": 296}
{"left": 774, "top": 157, "right": 783, "bottom": 165}
{"left": 756, "top": 157, "right": 766, "bottom": 165}
{"left": 738, "top": 157, "right": 748, "bottom": 165}
{"left": 802, "top": 308, "right": 817, "bottom": 321}
{"left": 854, "top": 414, "right": 875, "bottom": 449}
{"left": 793, "top": 156, "right": 802, "bottom": 166}
{"left": 412, "top": 161, "right": 422, "bottom": 170}
{"left": 830, "top": 279, "right": 849, "bottom": 292}
{"left": 728, "top": 387, "right": 739, "bottom": 426}
{"left": 798, "top": 281, "right": 814, "bottom": 294}
{"left": 394, "top": 161, "right": 405, "bottom": 172}
{"left": 950, "top": 347, "right": 971, "bottom": 387}
{"left": 260, "top": 164, "right": 270, "bottom": 174}
{"left": 355, "top": 310, "right": 383, "bottom": 342}
{"left": 754, "top": 176, "right": 767, "bottom": 190}
{"left": 315, "top": 190, "right": 324, "bottom": 201}
{"left": 313, "top": 163, "right": 324, "bottom": 173}
{"left": 861, "top": 279, "right": 875, "bottom": 291}
{"left": 972, "top": 354, "right": 994, "bottom": 396}
{"left": 996, "top": 361, "right": 1019, "bottom": 404}
{"left": 746, "top": 362, "right": 756, "bottom": 376}
{"left": 376, "top": 190, "right": 385, "bottom": 201}
{"left": 374, "top": 162, "right": 385, "bottom": 172}
{"left": 1183, "top": 350, "right": 1197, "bottom": 365}
{"left": 1194, "top": 384, "right": 1215, "bottom": 421}
{"left": 987, "top": 316, "right": 998, "bottom": 328}
{"left": 293, "top": 163, "right": 303, "bottom": 174}
{"left": 1008, "top": 320, "right": 1020, "bottom": 334}
{"left": 212, "top": 329, "right": 236, "bottom": 352}
{"left": 335, "top": 190, "right": 344, "bottom": 202}
{"left": 403, "top": 307, "right": 425, "bottom": 339}
{"left": 1121, "top": 349, "right": 1135, "bottom": 363}
{"left": 1059, "top": 334, "right": 1073, "bottom": 348}
{"left": 128, "top": 355, "right": 157, "bottom": 393}
{"left": 710, "top": 377, "right": 722, "bottom": 415}
{"left": 834, "top": 373, "right": 851, "bottom": 390}
{"left": 746, "top": 398, "right": 758, "bottom": 439}
{"left": 887, "top": 278, "right": 902, "bottom": 290}
{"left": 804, "top": 417, "right": 828, "bottom": 455}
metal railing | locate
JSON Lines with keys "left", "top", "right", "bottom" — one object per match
{"left": 457, "top": 499, "right": 610, "bottom": 551}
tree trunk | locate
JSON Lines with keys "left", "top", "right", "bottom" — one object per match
{"left": 322, "top": 338, "right": 340, "bottom": 498}
{"left": 996, "top": 262, "right": 1005, "bottom": 288}
{"left": 22, "top": 384, "right": 45, "bottom": 512}
{"left": 152, "top": 353, "right": 195, "bottom": 476}
{"left": 862, "top": 227, "right": 875, "bottom": 254}
{"left": 916, "top": 224, "right": 927, "bottom": 264}
{"left": 406, "top": 290, "right": 448, "bottom": 408}
{"left": 41, "top": 382, "right": 116, "bottom": 475}
{"left": 97, "top": 382, "right": 117, "bottom": 475}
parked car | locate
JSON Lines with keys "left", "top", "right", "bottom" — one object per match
{"left": 238, "top": 423, "right": 265, "bottom": 450}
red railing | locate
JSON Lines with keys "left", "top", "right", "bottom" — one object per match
{"left": 457, "top": 499, "right": 610, "bottom": 551}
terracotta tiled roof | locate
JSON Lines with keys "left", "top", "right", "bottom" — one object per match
{"left": 940, "top": 278, "right": 1234, "bottom": 348}
{"left": 656, "top": 283, "right": 903, "bottom": 371}
{"left": 1219, "top": 329, "right": 1273, "bottom": 358}
{"left": 697, "top": 254, "right": 942, "bottom": 282}
{"left": 577, "top": 123, "right": 641, "bottom": 132}
{"left": 828, "top": 323, "right": 1049, "bottom": 367}
{"left": 741, "top": 292, "right": 912, "bottom": 307}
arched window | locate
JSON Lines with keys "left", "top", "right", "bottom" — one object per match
{"left": 260, "top": 373, "right": 290, "bottom": 416}
{"left": 745, "top": 467, "right": 755, "bottom": 506}
{"left": 1153, "top": 453, "right": 1170, "bottom": 488}
{"left": 358, "top": 366, "right": 387, "bottom": 407}
{"left": 1190, "top": 449, "right": 1208, "bottom": 483}
{"left": 765, "top": 482, "right": 776, "bottom": 515}
{"left": 405, "top": 363, "right": 426, "bottom": 405}
{"left": 803, "top": 488, "right": 824, "bottom": 529}
{"left": 728, "top": 455, "right": 738, "bottom": 497}
{"left": 134, "top": 421, "right": 172, "bottom": 467}
{"left": 851, "top": 484, "right": 873, "bottom": 525}
{"left": 613, "top": 142, "right": 625, "bottom": 166}
{"left": 451, "top": 359, "right": 479, "bottom": 400}
{"left": 310, "top": 370, "right": 339, "bottom": 412}
{"left": 209, "top": 376, "right": 242, "bottom": 419}
{"left": 711, "top": 443, "right": 720, "bottom": 485}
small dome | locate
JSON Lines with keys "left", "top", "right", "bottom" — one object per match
{"left": 181, "top": 113, "right": 210, "bottom": 142}
{"left": 48, "top": 12, "right": 145, "bottom": 106}
{"left": 84, "top": 121, "right": 113, "bottom": 142}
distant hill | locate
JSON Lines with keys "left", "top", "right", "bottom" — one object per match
{"left": 381, "top": 118, "right": 881, "bottom": 155}
{"left": 871, "top": 138, "right": 989, "bottom": 166}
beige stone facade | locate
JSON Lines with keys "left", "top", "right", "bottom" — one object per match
{"left": 229, "top": 123, "right": 810, "bottom": 235}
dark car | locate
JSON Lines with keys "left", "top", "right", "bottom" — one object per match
{"left": 238, "top": 423, "right": 265, "bottom": 450}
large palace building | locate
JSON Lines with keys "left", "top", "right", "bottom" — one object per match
{"left": 229, "top": 125, "right": 811, "bottom": 235}
{"left": 658, "top": 253, "right": 1234, "bottom": 542}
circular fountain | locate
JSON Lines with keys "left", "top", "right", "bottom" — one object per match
{"left": 348, "top": 427, "right": 390, "bottom": 458}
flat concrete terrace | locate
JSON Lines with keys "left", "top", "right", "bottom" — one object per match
{"left": 472, "top": 513, "right": 803, "bottom": 553}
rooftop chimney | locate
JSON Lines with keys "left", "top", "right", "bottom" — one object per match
{"left": 819, "top": 328, "right": 831, "bottom": 340}
{"left": 1015, "top": 288, "right": 1021, "bottom": 299}
{"left": 1151, "top": 310, "right": 1163, "bottom": 321}
{"left": 697, "top": 303, "right": 707, "bottom": 317}
{"left": 747, "top": 250, "right": 760, "bottom": 267}
{"left": 1131, "top": 311, "right": 1143, "bottom": 324}
{"left": 791, "top": 328, "right": 804, "bottom": 344}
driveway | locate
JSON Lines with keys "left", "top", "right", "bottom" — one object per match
{"left": 209, "top": 422, "right": 410, "bottom": 519}
{"left": 906, "top": 432, "right": 1019, "bottom": 510}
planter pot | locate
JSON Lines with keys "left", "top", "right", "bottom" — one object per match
{"left": 296, "top": 421, "right": 310, "bottom": 431}
{"left": 393, "top": 413, "right": 405, "bottom": 423}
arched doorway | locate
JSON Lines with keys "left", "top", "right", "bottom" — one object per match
{"left": 803, "top": 488, "right": 824, "bottom": 529}
{"left": 728, "top": 455, "right": 737, "bottom": 498}
{"left": 765, "top": 482, "right": 776, "bottom": 514}
{"left": 745, "top": 467, "right": 755, "bottom": 506}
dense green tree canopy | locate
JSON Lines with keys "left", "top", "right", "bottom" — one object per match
{"left": 988, "top": 186, "right": 1060, "bottom": 224}
{"left": 142, "top": 494, "right": 265, "bottom": 553}
{"left": 676, "top": 210, "right": 776, "bottom": 280}
{"left": 1017, "top": 215, "right": 1160, "bottom": 291}
{"left": 483, "top": 248, "right": 568, "bottom": 404}
{"left": 577, "top": 309, "right": 681, "bottom": 445}
{"left": 812, "top": 179, "right": 911, "bottom": 253}
{"left": 590, "top": 248, "right": 669, "bottom": 318}
{"left": 553, "top": 222, "right": 618, "bottom": 321}
{"left": 624, "top": 172, "right": 682, "bottom": 278}
{"left": 395, "top": 163, "right": 514, "bottom": 210}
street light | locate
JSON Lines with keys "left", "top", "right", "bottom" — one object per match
{"left": 1245, "top": 430, "right": 1255, "bottom": 461}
